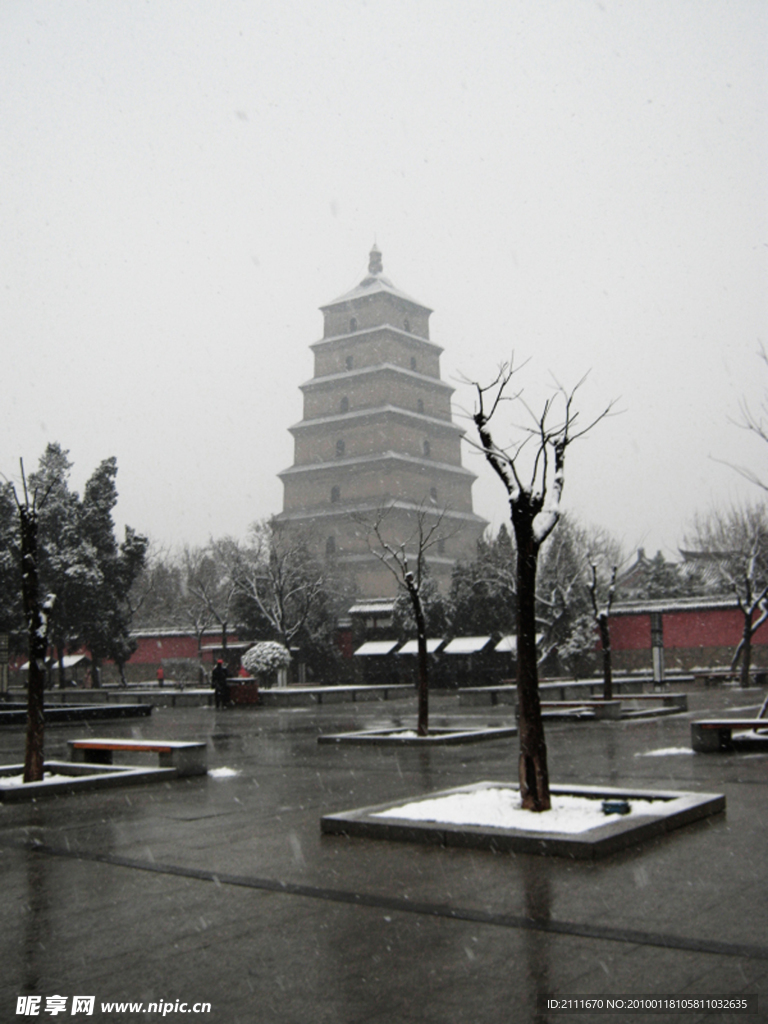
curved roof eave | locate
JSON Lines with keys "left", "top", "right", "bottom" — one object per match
{"left": 288, "top": 405, "right": 465, "bottom": 436}
{"left": 320, "top": 277, "right": 432, "bottom": 313}
{"left": 277, "top": 451, "right": 478, "bottom": 481}
{"left": 300, "top": 363, "right": 454, "bottom": 394}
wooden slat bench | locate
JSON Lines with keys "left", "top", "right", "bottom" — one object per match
{"left": 68, "top": 739, "right": 207, "bottom": 777}
{"left": 691, "top": 720, "right": 768, "bottom": 753}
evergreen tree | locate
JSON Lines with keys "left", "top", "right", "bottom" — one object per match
{"left": 7, "top": 444, "right": 147, "bottom": 686}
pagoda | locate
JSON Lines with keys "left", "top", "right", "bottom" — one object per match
{"left": 277, "top": 246, "right": 486, "bottom": 598}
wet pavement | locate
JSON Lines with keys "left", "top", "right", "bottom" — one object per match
{"left": 1, "top": 685, "right": 767, "bottom": 1023}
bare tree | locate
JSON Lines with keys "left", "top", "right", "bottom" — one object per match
{"left": 357, "top": 503, "right": 449, "bottom": 737}
{"left": 470, "top": 360, "right": 612, "bottom": 811}
{"left": 588, "top": 563, "right": 617, "bottom": 700}
{"left": 727, "top": 345, "right": 768, "bottom": 493}
{"left": 177, "top": 546, "right": 216, "bottom": 669}
{"left": 686, "top": 505, "right": 768, "bottom": 687}
{"left": 233, "top": 518, "right": 327, "bottom": 654}
{"left": 184, "top": 538, "right": 241, "bottom": 658}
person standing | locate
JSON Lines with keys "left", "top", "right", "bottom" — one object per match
{"left": 212, "top": 659, "right": 229, "bottom": 709}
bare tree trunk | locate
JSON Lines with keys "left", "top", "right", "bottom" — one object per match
{"left": 515, "top": 514, "right": 550, "bottom": 812}
{"left": 57, "top": 646, "right": 67, "bottom": 688}
{"left": 403, "top": 571, "right": 429, "bottom": 735}
{"left": 740, "top": 616, "right": 752, "bottom": 688}
{"left": 732, "top": 608, "right": 755, "bottom": 688}
{"left": 598, "top": 616, "right": 613, "bottom": 700}
{"left": 19, "top": 504, "right": 45, "bottom": 783}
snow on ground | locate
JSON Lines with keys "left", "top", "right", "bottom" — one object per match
{"left": 208, "top": 767, "right": 241, "bottom": 779}
{"left": 637, "top": 747, "right": 695, "bottom": 757}
{"left": 0, "top": 773, "right": 72, "bottom": 788}
{"left": 373, "top": 789, "right": 664, "bottom": 833}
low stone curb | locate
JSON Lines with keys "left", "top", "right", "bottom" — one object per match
{"left": 318, "top": 726, "right": 518, "bottom": 746}
{"left": 0, "top": 761, "right": 177, "bottom": 802}
{"left": 321, "top": 781, "right": 725, "bottom": 858}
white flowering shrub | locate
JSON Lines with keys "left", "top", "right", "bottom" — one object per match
{"left": 242, "top": 641, "right": 292, "bottom": 678}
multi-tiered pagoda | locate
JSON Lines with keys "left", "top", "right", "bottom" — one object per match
{"left": 277, "top": 246, "right": 486, "bottom": 598}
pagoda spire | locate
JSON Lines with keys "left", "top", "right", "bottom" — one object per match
{"left": 368, "top": 244, "right": 383, "bottom": 276}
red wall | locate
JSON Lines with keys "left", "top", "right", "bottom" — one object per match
{"left": 662, "top": 608, "right": 768, "bottom": 648}
{"left": 610, "top": 614, "right": 651, "bottom": 651}
{"left": 611, "top": 608, "right": 768, "bottom": 652}
{"left": 131, "top": 635, "right": 205, "bottom": 664}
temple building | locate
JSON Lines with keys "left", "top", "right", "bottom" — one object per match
{"left": 277, "top": 246, "right": 487, "bottom": 598}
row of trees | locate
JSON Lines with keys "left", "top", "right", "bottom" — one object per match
{"left": 129, "top": 519, "right": 345, "bottom": 681}
{"left": 125, "top": 498, "right": 768, "bottom": 697}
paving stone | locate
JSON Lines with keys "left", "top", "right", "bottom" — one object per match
{"left": 0, "top": 686, "right": 765, "bottom": 1022}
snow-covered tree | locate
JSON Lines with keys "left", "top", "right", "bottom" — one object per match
{"left": 27, "top": 444, "right": 89, "bottom": 683}
{"left": 76, "top": 458, "right": 148, "bottom": 685}
{"left": 0, "top": 481, "right": 24, "bottom": 654}
{"left": 232, "top": 518, "right": 329, "bottom": 656}
{"left": 13, "top": 463, "right": 48, "bottom": 781}
{"left": 359, "top": 504, "right": 449, "bottom": 736}
{"left": 181, "top": 538, "right": 240, "bottom": 657}
{"left": 242, "top": 641, "right": 292, "bottom": 686}
{"left": 686, "top": 504, "right": 768, "bottom": 686}
{"left": 471, "top": 360, "right": 612, "bottom": 811}
{"left": 4, "top": 446, "right": 147, "bottom": 689}
{"left": 449, "top": 525, "right": 517, "bottom": 637}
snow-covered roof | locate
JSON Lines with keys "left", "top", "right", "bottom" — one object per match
{"left": 348, "top": 600, "right": 396, "bottom": 616}
{"left": 20, "top": 654, "right": 91, "bottom": 670}
{"left": 442, "top": 636, "right": 492, "bottom": 655}
{"left": 353, "top": 640, "right": 400, "bottom": 657}
{"left": 199, "top": 642, "right": 253, "bottom": 652}
{"left": 396, "top": 639, "right": 445, "bottom": 655}
{"left": 612, "top": 596, "right": 738, "bottom": 616}
{"left": 494, "top": 634, "right": 543, "bottom": 653}
{"left": 321, "top": 247, "right": 431, "bottom": 313}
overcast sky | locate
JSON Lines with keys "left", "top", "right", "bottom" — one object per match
{"left": 2, "top": 0, "right": 767, "bottom": 561}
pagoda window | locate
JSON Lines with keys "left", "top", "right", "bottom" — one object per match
{"left": 349, "top": 317, "right": 358, "bottom": 332}
{"left": 438, "top": 538, "right": 446, "bottom": 555}
{"left": 326, "top": 536, "right": 336, "bottom": 555}
{"left": 345, "top": 355, "right": 353, "bottom": 370}
{"left": 331, "top": 485, "right": 340, "bottom": 503}
{"left": 410, "top": 356, "right": 417, "bottom": 370}
{"left": 430, "top": 487, "right": 438, "bottom": 502}
{"left": 423, "top": 439, "right": 431, "bottom": 458}
{"left": 340, "top": 396, "right": 349, "bottom": 414}
{"left": 417, "top": 398, "right": 424, "bottom": 414}
{"left": 335, "top": 439, "right": 346, "bottom": 457}
{"left": 404, "top": 318, "right": 410, "bottom": 332}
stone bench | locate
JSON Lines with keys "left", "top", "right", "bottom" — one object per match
{"left": 68, "top": 739, "right": 207, "bottom": 777}
{"left": 691, "top": 719, "right": 768, "bottom": 753}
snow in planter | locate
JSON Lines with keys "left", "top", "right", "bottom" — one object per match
{"left": 0, "top": 772, "right": 73, "bottom": 788}
{"left": 373, "top": 789, "right": 664, "bottom": 834}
